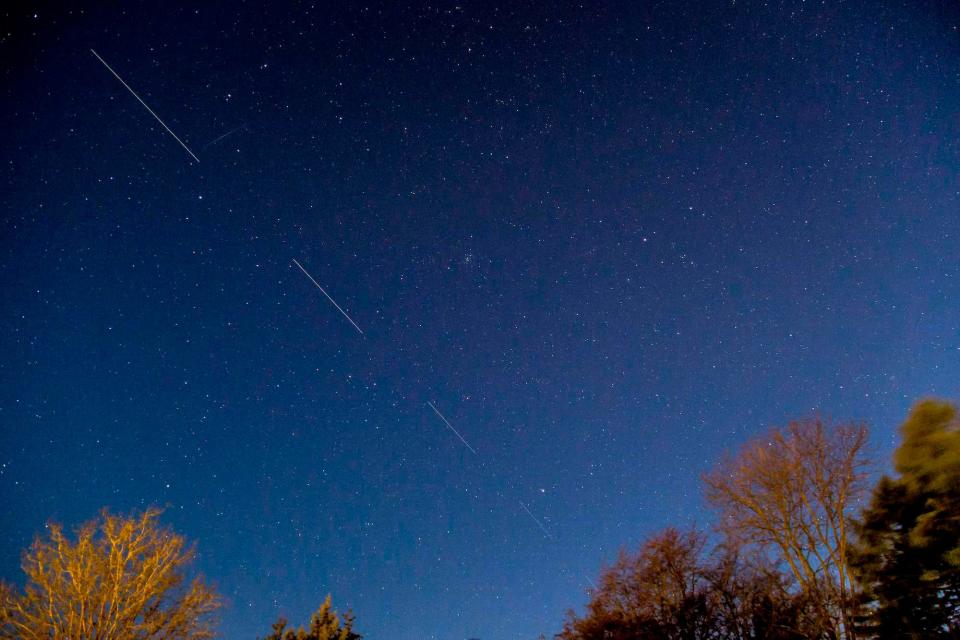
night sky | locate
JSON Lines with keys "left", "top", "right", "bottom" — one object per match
{"left": 2, "top": 2, "right": 959, "bottom": 639}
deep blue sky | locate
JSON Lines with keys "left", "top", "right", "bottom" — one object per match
{"left": 2, "top": 1, "right": 959, "bottom": 639}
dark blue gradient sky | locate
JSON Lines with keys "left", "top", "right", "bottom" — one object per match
{"left": 2, "top": 2, "right": 959, "bottom": 639}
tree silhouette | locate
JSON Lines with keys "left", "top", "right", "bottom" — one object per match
{"left": 558, "top": 527, "right": 816, "bottom": 640}
{"left": 259, "top": 595, "right": 360, "bottom": 640}
{"left": 851, "top": 399, "right": 960, "bottom": 637}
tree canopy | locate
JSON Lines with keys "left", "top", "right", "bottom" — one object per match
{"left": 259, "top": 595, "right": 361, "bottom": 640}
{"left": 852, "top": 399, "right": 960, "bottom": 637}
{"left": 0, "top": 508, "right": 221, "bottom": 640}
{"left": 703, "top": 418, "right": 869, "bottom": 638}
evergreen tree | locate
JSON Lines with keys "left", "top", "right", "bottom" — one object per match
{"left": 259, "top": 595, "right": 361, "bottom": 640}
{"left": 852, "top": 399, "right": 960, "bottom": 637}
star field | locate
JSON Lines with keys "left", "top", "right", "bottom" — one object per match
{"left": 2, "top": 2, "right": 959, "bottom": 639}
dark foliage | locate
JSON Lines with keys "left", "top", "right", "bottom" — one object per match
{"left": 557, "top": 528, "right": 822, "bottom": 640}
{"left": 851, "top": 400, "right": 960, "bottom": 638}
{"left": 259, "top": 595, "right": 361, "bottom": 640}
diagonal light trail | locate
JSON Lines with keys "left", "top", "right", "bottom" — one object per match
{"left": 519, "top": 500, "right": 553, "bottom": 539}
{"left": 90, "top": 47, "right": 597, "bottom": 596}
{"left": 202, "top": 123, "right": 246, "bottom": 149}
{"left": 292, "top": 258, "right": 364, "bottom": 335}
{"left": 90, "top": 48, "right": 200, "bottom": 163}
{"left": 427, "top": 401, "right": 478, "bottom": 455}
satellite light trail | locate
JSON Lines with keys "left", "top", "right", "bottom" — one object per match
{"left": 519, "top": 500, "right": 553, "bottom": 539}
{"left": 427, "top": 401, "right": 478, "bottom": 455}
{"left": 90, "top": 48, "right": 200, "bottom": 163}
{"left": 292, "top": 258, "right": 364, "bottom": 335}
{"left": 285, "top": 257, "right": 592, "bottom": 584}
{"left": 202, "top": 123, "right": 246, "bottom": 149}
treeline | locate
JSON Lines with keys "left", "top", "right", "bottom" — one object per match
{"left": 557, "top": 399, "right": 960, "bottom": 639}
{"left": 0, "top": 507, "right": 359, "bottom": 640}
{"left": 0, "top": 399, "right": 956, "bottom": 639}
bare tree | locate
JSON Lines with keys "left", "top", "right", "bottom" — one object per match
{"left": 558, "top": 527, "right": 717, "bottom": 640}
{"left": 0, "top": 508, "right": 221, "bottom": 640}
{"left": 560, "top": 525, "right": 826, "bottom": 640}
{"left": 703, "top": 418, "right": 869, "bottom": 639}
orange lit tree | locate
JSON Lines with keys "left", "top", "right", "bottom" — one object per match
{"left": 0, "top": 507, "right": 221, "bottom": 640}
{"left": 704, "top": 418, "right": 869, "bottom": 638}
